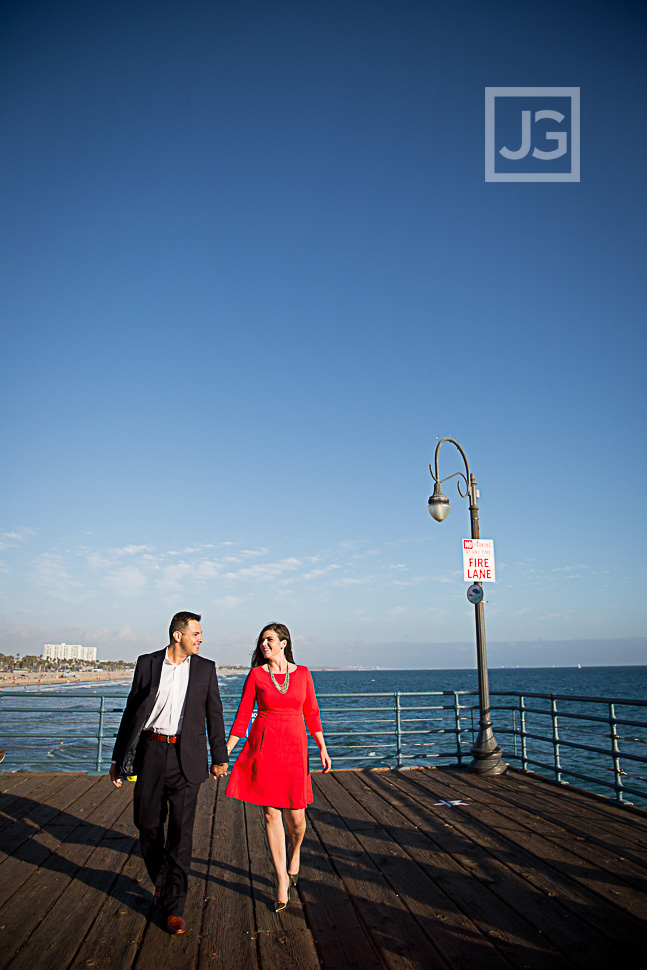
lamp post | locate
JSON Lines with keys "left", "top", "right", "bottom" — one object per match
{"left": 428, "top": 437, "right": 506, "bottom": 775}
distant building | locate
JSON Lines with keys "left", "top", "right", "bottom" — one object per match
{"left": 42, "top": 643, "right": 97, "bottom": 662}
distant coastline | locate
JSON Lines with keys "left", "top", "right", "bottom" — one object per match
{"left": 3, "top": 662, "right": 645, "bottom": 690}
{"left": 0, "top": 669, "right": 133, "bottom": 688}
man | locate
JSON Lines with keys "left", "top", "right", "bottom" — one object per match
{"left": 110, "top": 611, "right": 228, "bottom": 934}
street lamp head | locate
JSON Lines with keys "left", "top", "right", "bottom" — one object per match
{"left": 428, "top": 482, "right": 450, "bottom": 522}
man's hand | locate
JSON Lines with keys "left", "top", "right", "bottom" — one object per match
{"left": 109, "top": 763, "right": 122, "bottom": 788}
{"left": 210, "top": 763, "right": 228, "bottom": 778}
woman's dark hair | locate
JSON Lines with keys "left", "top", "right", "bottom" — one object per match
{"left": 250, "top": 622, "right": 295, "bottom": 667}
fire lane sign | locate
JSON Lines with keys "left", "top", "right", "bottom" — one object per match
{"left": 463, "top": 539, "right": 496, "bottom": 582}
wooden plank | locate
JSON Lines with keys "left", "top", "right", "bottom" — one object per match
{"left": 318, "top": 771, "right": 563, "bottom": 970}
{"left": 245, "top": 800, "right": 321, "bottom": 970}
{"left": 358, "top": 769, "right": 634, "bottom": 969}
{"left": 0, "top": 773, "right": 68, "bottom": 802}
{"left": 334, "top": 770, "right": 524, "bottom": 970}
{"left": 382, "top": 769, "right": 646, "bottom": 947}
{"left": 0, "top": 774, "right": 82, "bottom": 832}
{"left": 413, "top": 768, "right": 647, "bottom": 921}
{"left": 197, "top": 777, "right": 258, "bottom": 970}
{"left": 475, "top": 771, "right": 647, "bottom": 881}
{"left": 0, "top": 774, "right": 103, "bottom": 866}
{"left": 63, "top": 785, "right": 152, "bottom": 970}
{"left": 505, "top": 769, "right": 647, "bottom": 844}
{"left": 310, "top": 773, "right": 451, "bottom": 970}
{"left": 1, "top": 770, "right": 646, "bottom": 970}
{"left": 5, "top": 794, "right": 136, "bottom": 970}
{"left": 0, "top": 775, "right": 109, "bottom": 909}
{"left": 468, "top": 767, "right": 647, "bottom": 856}
{"left": 133, "top": 778, "right": 217, "bottom": 970}
{"left": 296, "top": 802, "right": 387, "bottom": 970}
{"left": 0, "top": 777, "right": 134, "bottom": 969}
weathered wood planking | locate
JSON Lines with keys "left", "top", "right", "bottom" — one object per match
{"left": 133, "top": 779, "right": 216, "bottom": 970}
{"left": 330, "top": 769, "right": 526, "bottom": 970}
{"left": 353, "top": 768, "right": 639, "bottom": 969}
{"left": 1, "top": 777, "right": 131, "bottom": 970}
{"left": 309, "top": 774, "right": 452, "bottom": 970}
{"left": 0, "top": 767, "right": 646, "bottom": 970}
{"left": 245, "top": 800, "right": 320, "bottom": 970}
{"left": 406, "top": 767, "right": 647, "bottom": 922}
{"left": 295, "top": 807, "right": 385, "bottom": 969}
{"left": 370, "top": 767, "right": 647, "bottom": 964}
{"left": 198, "top": 776, "right": 258, "bottom": 970}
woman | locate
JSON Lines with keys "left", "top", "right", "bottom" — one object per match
{"left": 226, "top": 623, "right": 331, "bottom": 911}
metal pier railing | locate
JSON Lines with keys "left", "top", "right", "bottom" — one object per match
{"left": 0, "top": 689, "right": 645, "bottom": 807}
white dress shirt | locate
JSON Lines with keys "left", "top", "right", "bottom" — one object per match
{"left": 144, "top": 651, "right": 191, "bottom": 736}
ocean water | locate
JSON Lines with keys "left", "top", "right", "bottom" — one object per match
{"left": 1, "top": 665, "right": 646, "bottom": 807}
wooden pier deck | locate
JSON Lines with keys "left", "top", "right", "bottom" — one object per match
{"left": 1, "top": 766, "right": 646, "bottom": 969}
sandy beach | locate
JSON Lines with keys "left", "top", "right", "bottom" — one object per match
{"left": 0, "top": 669, "right": 134, "bottom": 688}
{"left": 0, "top": 666, "right": 245, "bottom": 689}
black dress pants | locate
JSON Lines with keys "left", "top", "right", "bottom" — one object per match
{"left": 133, "top": 736, "right": 201, "bottom": 917}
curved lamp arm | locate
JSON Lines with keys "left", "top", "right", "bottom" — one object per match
{"left": 429, "top": 436, "right": 472, "bottom": 498}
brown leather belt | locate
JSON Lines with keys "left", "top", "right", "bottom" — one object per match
{"left": 144, "top": 730, "right": 180, "bottom": 744}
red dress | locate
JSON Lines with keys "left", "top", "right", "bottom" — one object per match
{"left": 225, "top": 665, "right": 323, "bottom": 808}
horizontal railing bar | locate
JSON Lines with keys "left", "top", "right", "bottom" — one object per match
{"left": 490, "top": 690, "right": 647, "bottom": 707}
{"left": 322, "top": 731, "right": 399, "bottom": 738}
{"left": 498, "top": 727, "right": 647, "bottom": 765}
{"left": 327, "top": 751, "right": 457, "bottom": 761}
{"left": 2, "top": 687, "right": 645, "bottom": 808}
{"left": 506, "top": 755, "right": 646, "bottom": 799}
{"left": 3, "top": 687, "right": 645, "bottom": 706}
{"left": 320, "top": 719, "right": 396, "bottom": 724}
{"left": 492, "top": 705, "right": 647, "bottom": 729}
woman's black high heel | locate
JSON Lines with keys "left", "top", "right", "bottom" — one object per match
{"left": 274, "top": 887, "right": 290, "bottom": 912}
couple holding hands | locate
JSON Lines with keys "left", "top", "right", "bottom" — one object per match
{"left": 110, "top": 612, "right": 331, "bottom": 934}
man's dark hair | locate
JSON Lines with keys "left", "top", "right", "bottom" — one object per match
{"left": 169, "top": 611, "right": 201, "bottom": 642}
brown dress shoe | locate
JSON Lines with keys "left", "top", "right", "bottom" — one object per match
{"left": 166, "top": 916, "right": 186, "bottom": 934}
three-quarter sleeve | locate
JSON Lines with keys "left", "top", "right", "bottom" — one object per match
{"left": 230, "top": 670, "right": 258, "bottom": 737}
{"left": 303, "top": 668, "right": 323, "bottom": 735}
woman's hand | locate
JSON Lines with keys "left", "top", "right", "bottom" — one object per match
{"left": 320, "top": 748, "right": 332, "bottom": 773}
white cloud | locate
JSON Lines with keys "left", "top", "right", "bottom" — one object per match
{"left": 111, "top": 544, "right": 153, "bottom": 556}
{"left": 104, "top": 566, "right": 148, "bottom": 596}
{"left": 225, "top": 558, "right": 302, "bottom": 581}
{"left": 331, "top": 576, "right": 373, "bottom": 587}
{"left": 216, "top": 595, "right": 243, "bottom": 610}
{"left": 157, "top": 561, "right": 194, "bottom": 592}
{"left": 193, "top": 560, "right": 224, "bottom": 582}
{"left": 86, "top": 551, "right": 114, "bottom": 571}
{"left": 31, "top": 551, "right": 86, "bottom": 602}
{"left": 301, "top": 564, "right": 342, "bottom": 581}
{"left": 0, "top": 527, "right": 36, "bottom": 551}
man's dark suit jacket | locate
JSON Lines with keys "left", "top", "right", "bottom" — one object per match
{"left": 112, "top": 649, "right": 228, "bottom": 783}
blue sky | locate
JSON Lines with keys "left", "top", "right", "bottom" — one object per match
{"left": 1, "top": 0, "right": 645, "bottom": 667}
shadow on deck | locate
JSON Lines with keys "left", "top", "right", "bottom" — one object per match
{"left": 1, "top": 766, "right": 646, "bottom": 969}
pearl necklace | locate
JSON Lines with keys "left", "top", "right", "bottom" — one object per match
{"left": 269, "top": 666, "right": 290, "bottom": 694}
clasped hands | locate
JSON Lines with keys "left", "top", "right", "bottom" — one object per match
{"left": 210, "top": 762, "right": 228, "bottom": 778}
